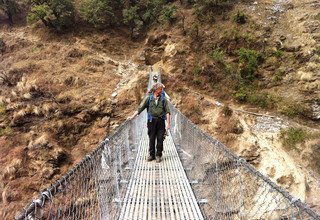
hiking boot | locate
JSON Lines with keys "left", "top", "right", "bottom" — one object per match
{"left": 156, "top": 156, "right": 162, "bottom": 163}
{"left": 147, "top": 156, "right": 155, "bottom": 162}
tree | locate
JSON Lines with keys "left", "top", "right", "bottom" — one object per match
{"left": 162, "top": 4, "right": 176, "bottom": 24}
{"left": 0, "top": 0, "right": 20, "bottom": 24}
{"left": 123, "top": 5, "right": 142, "bottom": 37}
{"left": 79, "top": 0, "right": 116, "bottom": 27}
{"left": 27, "top": 0, "right": 75, "bottom": 30}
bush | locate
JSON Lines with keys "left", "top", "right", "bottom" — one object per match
{"left": 209, "top": 48, "right": 225, "bottom": 64}
{"left": 272, "top": 49, "right": 284, "bottom": 58}
{"left": 0, "top": 37, "right": 5, "bottom": 52}
{"left": 238, "top": 48, "right": 263, "bottom": 82}
{"left": 280, "top": 127, "right": 307, "bottom": 149}
{"left": 234, "top": 89, "right": 248, "bottom": 102}
{"left": 279, "top": 103, "right": 308, "bottom": 118}
{"left": 80, "top": 0, "right": 115, "bottom": 27}
{"left": 162, "top": 4, "right": 177, "bottom": 24}
{"left": 234, "top": 11, "right": 246, "bottom": 24}
{"left": 27, "top": 0, "right": 75, "bottom": 30}
{"left": 221, "top": 105, "right": 232, "bottom": 116}
{"left": 0, "top": 0, "right": 20, "bottom": 24}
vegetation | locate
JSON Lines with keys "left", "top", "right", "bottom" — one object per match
{"left": 209, "top": 48, "right": 225, "bottom": 64}
{"left": 280, "top": 127, "right": 307, "bottom": 149}
{"left": 221, "top": 105, "right": 233, "bottom": 116}
{"left": 234, "top": 11, "right": 246, "bottom": 24}
{"left": 238, "top": 48, "right": 263, "bottom": 82}
{"left": 27, "top": 0, "right": 75, "bottom": 30}
{"left": 279, "top": 102, "right": 308, "bottom": 118}
{"left": 0, "top": 0, "right": 20, "bottom": 24}
{"left": 80, "top": 0, "right": 114, "bottom": 27}
{"left": 162, "top": 4, "right": 177, "bottom": 24}
{"left": 0, "top": 37, "right": 5, "bottom": 52}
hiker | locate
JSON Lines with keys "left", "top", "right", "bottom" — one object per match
{"left": 129, "top": 82, "right": 170, "bottom": 163}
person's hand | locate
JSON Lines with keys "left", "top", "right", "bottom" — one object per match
{"left": 128, "top": 111, "right": 138, "bottom": 120}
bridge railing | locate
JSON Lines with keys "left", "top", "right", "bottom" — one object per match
{"left": 16, "top": 111, "right": 147, "bottom": 220}
{"left": 169, "top": 102, "right": 320, "bottom": 219}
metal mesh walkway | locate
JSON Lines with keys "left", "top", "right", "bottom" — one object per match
{"left": 119, "top": 127, "right": 203, "bottom": 220}
{"left": 16, "top": 68, "right": 320, "bottom": 220}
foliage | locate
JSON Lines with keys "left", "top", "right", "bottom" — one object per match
{"left": 0, "top": 37, "right": 5, "bottom": 52}
{"left": 162, "top": 4, "right": 177, "bottom": 24}
{"left": 315, "top": 46, "right": 320, "bottom": 56}
{"left": 234, "top": 86, "right": 276, "bottom": 108}
{"left": 280, "top": 127, "right": 307, "bottom": 149}
{"left": 234, "top": 11, "right": 246, "bottom": 24}
{"left": 80, "top": 0, "right": 115, "bottom": 27}
{"left": 0, "top": 0, "right": 20, "bottom": 24}
{"left": 123, "top": 5, "right": 142, "bottom": 36}
{"left": 27, "top": 0, "right": 75, "bottom": 30}
{"left": 197, "top": 0, "right": 232, "bottom": 8}
{"left": 238, "top": 48, "right": 263, "bottom": 82}
{"left": 271, "top": 49, "right": 284, "bottom": 58}
{"left": 0, "top": 104, "right": 5, "bottom": 115}
{"left": 0, "top": 127, "right": 11, "bottom": 137}
{"left": 273, "top": 70, "right": 285, "bottom": 82}
{"left": 279, "top": 102, "right": 308, "bottom": 118}
{"left": 221, "top": 105, "right": 232, "bottom": 116}
{"left": 209, "top": 48, "right": 225, "bottom": 64}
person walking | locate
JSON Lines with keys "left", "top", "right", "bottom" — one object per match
{"left": 129, "top": 83, "right": 170, "bottom": 163}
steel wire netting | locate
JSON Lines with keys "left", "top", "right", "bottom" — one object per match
{"left": 16, "top": 112, "right": 147, "bottom": 220}
{"left": 169, "top": 102, "right": 320, "bottom": 220}
{"left": 15, "top": 68, "right": 320, "bottom": 220}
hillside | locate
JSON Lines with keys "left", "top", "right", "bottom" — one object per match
{"left": 0, "top": 0, "right": 319, "bottom": 219}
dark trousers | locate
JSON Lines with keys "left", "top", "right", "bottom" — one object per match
{"left": 147, "top": 118, "right": 165, "bottom": 157}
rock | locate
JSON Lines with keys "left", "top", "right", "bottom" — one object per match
{"left": 99, "top": 116, "right": 110, "bottom": 128}
{"left": 296, "top": 71, "right": 316, "bottom": 82}
{"left": 146, "top": 34, "right": 168, "bottom": 47}
{"left": 112, "top": 92, "right": 118, "bottom": 98}
{"left": 240, "top": 143, "right": 261, "bottom": 165}
{"left": 163, "top": 43, "right": 177, "bottom": 60}
{"left": 277, "top": 174, "right": 294, "bottom": 189}
{"left": 311, "top": 101, "right": 320, "bottom": 120}
{"left": 283, "top": 45, "right": 301, "bottom": 52}
{"left": 280, "top": 35, "right": 286, "bottom": 41}
{"left": 40, "top": 167, "right": 59, "bottom": 180}
{"left": 144, "top": 47, "right": 164, "bottom": 65}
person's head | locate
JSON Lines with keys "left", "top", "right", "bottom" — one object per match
{"left": 151, "top": 82, "right": 164, "bottom": 96}
{"left": 153, "top": 75, "right": 158, "bottom": 82}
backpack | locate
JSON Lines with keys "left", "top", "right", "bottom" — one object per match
{"left": 147, "top": 90, "right": 166, "bottom": 122}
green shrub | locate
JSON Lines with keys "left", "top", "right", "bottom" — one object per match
{"left": 27, "top": 0, "right": 75, "bottom": 30}
{"left": 80, "top": 0, "right": 115, "bottom": 27}
{"left": 247, "top": 93, "right": 276, "bottom": 109}
{"left": 0, "top": 0, "right": 20, "bottom": 24}
{"left": 280, "top": 127, "right": 307, "bottom": 149}
{"left": 234, "top": 11, "right": 246, "bottom": 24}
{"left": 209, "top": 48, "right": 225, "bottom": 64}
{"left": 0, "top": 127, "right": 11, "bottom": 137}
{"left": 162, "top": 4, "right": 177, "bottom": 24}
{"left": 234, "top": 89, "right": 248, "bottom": 102}
{"left": 272, "top": 49, "right": 284, "bottom": 58}
{"left": 279, "top": 103, "right": 307, "bottom": 118}
{"left": 238, "top": 48, "right": 263, "bottom": 82}
{"left": 273, "top": 70, "right": 285, "bottom": 82}
{"left": 0, "top": 104, "right": 5, "bottom": 112}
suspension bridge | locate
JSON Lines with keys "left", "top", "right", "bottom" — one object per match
{"left": 16, "top": 69, "right": 320, "bottom": 220}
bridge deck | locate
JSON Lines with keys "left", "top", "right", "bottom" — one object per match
{"left": 119, "top": 127, "right": 204, "bottom": 220}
